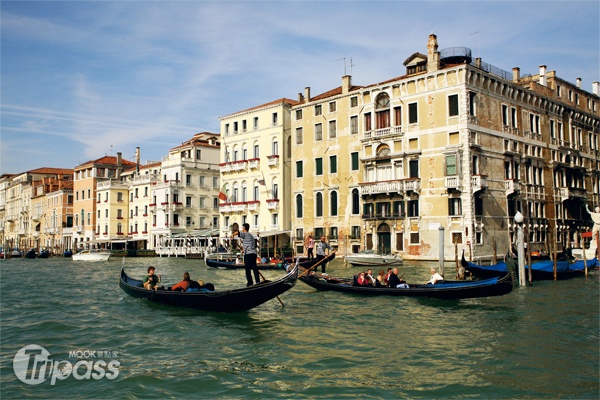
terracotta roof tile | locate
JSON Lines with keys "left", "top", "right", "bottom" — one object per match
{"left": 28, "top": 167, "right": 74, "bottom": 175}
{"left": 76, "top": 155, "right": 136, "bottom": 168}
{"left": 221, "top": 98, "right": 299, "bottom": 118}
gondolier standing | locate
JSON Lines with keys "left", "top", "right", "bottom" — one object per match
{"left": 232, "top": 223, "right": 260, "bottom": 286}
{"left": 315, "top": 236, "right": 332, "bottom": 274}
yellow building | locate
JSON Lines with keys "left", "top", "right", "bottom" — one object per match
{"left": 291, "top": 33, "right": 599, "bottom": 261}
{"left": 290, "top": 79, "right": 365, "bottom": 257}
{"left": 72, "top": 153, "right": 136, "bottom": 250}
{"left": 45, "top": 180, "right": 74, "bottom": 254}
{"left": 219, "top": 99, "right": 298, "bottom": 252}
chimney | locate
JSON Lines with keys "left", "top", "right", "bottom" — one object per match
{"left": 475, "top": 57, "right": 482, "bottom": 69}
{"left": 539, "top": 65, "right": 547, "bottom": 86}
{"left": 593, "top": 81, "right": 599, "bottom": 95}
{"left": 297, "top": 92, "right": 304, "bottom": 102}
{"left": 576, "top": 77, "right": 581, "bottom": 88}
{"left": 117, "top": 152, "right": 122, "bottom": 166}
{"left": 342, "top": 75, "right": 352, "bottom": 94}
{"left": 304, "top": 87, "right": 311, "bottom": 102}
{"left": 426, "top": 33, "right": 440, "bottom": 73}
{"left": 135, "top": 147, "right": 140, "bottom": 172}
{"left": 512, "top": 67, "right": 521, "bottom": 82}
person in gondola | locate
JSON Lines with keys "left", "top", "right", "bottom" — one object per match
{"left": 376, "top": 269, "right": 386, "bottom": 287}
{"left": 315, "top": 236, "right": 331, "bottom": 274}
{"left": 428, "top": 268, "right": 444, "bottom": 284}
{"left": 232, "top": 223, "right": 260, "bottom": 287}
{"left": 171, "top": 271, "right": 192, "bottom": 291}
{"left": 387, "top": 267, "right": 408, "bottom": 288}
{"left": 143, "top": 266, "right": 161, "bottom": 290}
{"left": 356, "top": 271, "right": 368, "bottom": 286}
{"left": 365, "top": 268, "right": 376, "bottom": 286}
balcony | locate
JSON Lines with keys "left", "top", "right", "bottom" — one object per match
{"left": 6, "top": 214, "right": 17, "bottom": 222}
{"left": 32, "top": 231, "right": 39, "bottom": 238}
{"left": 219, "top": 201, "right": 248, "bottom": 213}
{"left": 220, "top": 160, "right": 248, "bottom": 174}
{"left": 505, "top": 179, "right": 520, "bottom": 196}
{"left": 471, "top": 175, "right": 488, "bottom": 193}
{"left": 403, "top": 178, "right": 421, "bottom": 193}
{"left": 444, "top": 176, "right": 462, "bottom": 192}
{"left": 557, "top": 187, "right": 587, "bottom": 201}
{"left": 359, "top": 180, "right": 403, "bottom": 196}
{"left": 247, "top": 201, "right": 260, "bottom": 212}
{"left": 172, "top": 202, "right": 184, "bottom": 210}
{"left": 44, "top": 227, "right": 58, "bottom": 234}
{"left": 362, "top": 213, "right": 405, "bottom": 221}
{"left": 267, "top": 155, "right": 280, "bottom": 167}
{"left": 247, "top": 158, "right": 260, "bottom": 170}
{"left": 32, "top": 212, "right": 43, "bottom": 221}
{"left": 266, "top": 199, "right": 279, "bottom": 210}
{"left": 524, "top": 185, "right": 545, "bottom": 201}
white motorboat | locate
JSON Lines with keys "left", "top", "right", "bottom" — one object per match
{"left": 344, "top": 250, "right": 403, "bottom": 267}
{"left": 72, "top": 249, "right": 111, "bottom": 261}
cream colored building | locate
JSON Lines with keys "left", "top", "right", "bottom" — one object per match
{"left": 152, "top": 133, "right": 221, "bottom": 254}
{"left": 219, "top": 98, "right": 298, "bottom": 251}
{"left": 291, "top": 33, "right": 599, "bottom": 261}
{"left": 45, "top": 180, "right": 74, "bottom": 253}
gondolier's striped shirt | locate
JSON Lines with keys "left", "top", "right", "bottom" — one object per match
{"left": 238, "top": 232, "right": 257, "bottom": 255}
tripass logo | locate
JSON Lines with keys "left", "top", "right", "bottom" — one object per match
{"left": 13, "top": 344, "right": 120, "bottom": 385}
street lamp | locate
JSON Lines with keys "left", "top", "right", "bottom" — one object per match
{"left": 514, "top": 211, "right": 526, "bottom": 286}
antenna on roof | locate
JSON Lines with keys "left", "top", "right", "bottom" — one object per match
{"left": 335, "top": 57, "right": 346, "bottom": 75}
{"left": 349, "top": 57, "right": 355, "bottom": 76}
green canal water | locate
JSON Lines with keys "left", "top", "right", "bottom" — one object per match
{"left": 1, "top": 256, "right": 598, "bottom": 399}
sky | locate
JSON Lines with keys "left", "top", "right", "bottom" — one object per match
{"left": 1, "top": 0, "right": 599, "bottom": 175}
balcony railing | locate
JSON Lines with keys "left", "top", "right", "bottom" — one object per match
{"left": 220, "top": 160, "right": 248, "bottom": 173}
{"left": 444, "top": 176, "right": 462, "bottom": 191}
{"left": 472, "top": 175, "right": 488, "bottom": 193}
{"left": 266, "top": 199, "right": 279, "bottom": 210}
{"left": 359, "top": 180, "right": 403, "bottom": 195}
{"left": 267, "top": 155, "right": 280, "bottom": 167}
{"left": 505, "top": 179, "right": 519, "bottom": 196}
{"left": 404, "top": 179, "right": 421, "bottom": 192}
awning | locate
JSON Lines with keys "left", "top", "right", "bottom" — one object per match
{"left": 258, "top": 230, "right": 291, "bottom": 238}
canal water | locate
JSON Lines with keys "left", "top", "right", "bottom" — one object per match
{"left": 1, "top": 256, "right": 598, "bottom": 399}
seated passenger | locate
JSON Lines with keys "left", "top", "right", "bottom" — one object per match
{"left": 376, "top": 270, "right": 386, "bottom": 287}
{"left": 143, "top": 266, "right": 161, "bottom": 290}
{"left": 365, "top": 269, "right": 376, "bottom": 286}
{"left": 356, "top": 272, "right": 368, "bottom": 286}
{"left": 428, "top": 268, "right": 444, "bottom": 284}
{"left": 383, "top": 268, "right": 392, "bottom": 286}
{"left": 186, "top": 279, "right": 215, "bottom": 292}
{"left": 171, "top": 272, "right": 192, "bottom": 291}
{"left": 387, "top": 267, "right": 408, "bottom": 288}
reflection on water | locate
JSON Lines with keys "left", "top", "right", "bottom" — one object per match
{"left": 0, "top": 257, "right": 598, "bottom": 399}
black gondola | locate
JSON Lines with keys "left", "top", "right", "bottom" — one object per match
{"left": 299, "top": 263, "right": 514, "bottom": 300}
{"left": 461, "top": 253, "right": 596, "bottom": 280}
{"left": 205, "top": 258, "right": 284, "bottom": 270}
{"left": 119, "top": 263, "right": 299, "bottom": 312}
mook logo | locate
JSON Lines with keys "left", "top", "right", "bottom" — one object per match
{"left": 13, "top": 344, "right": 120, "bottom": 385}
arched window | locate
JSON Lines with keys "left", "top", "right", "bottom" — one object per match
{"left": 330, "top": 191, "right": 338, "bottom": 216}
{"left": 242, "top": 181, "right": 247, "bottom": 202}
{"left": 296, "top": 194, "right": 303, "bottom": 218}
{"left": 375, "top": 93, "right": 390, "bottom": 129}
{"left": 316, "top": 192, "right": 323, "bottom": 217}
{"left": 352, "top": 189, "right": 360, "bottom": 215}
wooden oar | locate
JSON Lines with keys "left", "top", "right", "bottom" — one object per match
{"left": 299, "top": 251, "right": 336, "bottom": 278}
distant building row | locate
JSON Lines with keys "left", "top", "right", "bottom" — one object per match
{"left": 1, "top": 34, "right": 599, "bottom": 261}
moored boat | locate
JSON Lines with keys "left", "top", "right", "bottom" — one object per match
{"left": 119, "top": 263, "right": 299, "bottom": 312}
{"left": 72, "top": 249, "right": 111, "bottom": 261}
{"left": 344, "top": 250, "right": 402, "bottom": 267}
{"left": 461, "top": 254, "right": 596, "bottom": 280}
{"left": 299, "top": 268, "right": 514, "bottom": 300}
{"left": 205, "top": 258, "right": 285, "bottom": 270}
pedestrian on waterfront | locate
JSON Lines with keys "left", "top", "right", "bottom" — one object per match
{"left": 232, "top": 223, "right": 260, "bottom": 286}
{"left": 428, "top": 268, "right": 444, "bottom": 284}
{"left": 315, "top": 236, "right": 331, "bottom": 274}
{"left": 306, "top": 235, "right": 315, "bottom": 260}
{"left": 143, "top": 266, "right": 161, "bottom": 290}
{"left": 171, "top": 271, "right": 192, "bottom": 291}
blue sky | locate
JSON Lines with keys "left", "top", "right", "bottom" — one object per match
{"left": 1, "top": 1, "right": 598, "bottom": 174}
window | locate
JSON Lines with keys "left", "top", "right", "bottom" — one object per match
{"left": 253, "top": 117, "right": 259, "bottom": 130}
{"left": 314, "top": 104, "right": 322, "bottom": 116}
{"left": 296, "top": 194, "right": 303, "bottom": 218}
{"left": 330, "top": 191, "right": 338, "bottom": 216}
{"left": 409, "top": 159, "right": 419, "bottom": 178}
{"left": 351, "top": 226, "right": 360, "bottom": 239}
{"left": 272, "top": 183, "right": 278, "bottom": 199}
{"left": 350, "top": 96, "right": 358, "bottom": 107}
{"left": 448, "top": 94, "right": 459, "bottom": 117}
{"left": 375, "top": 93, "right": 391, "bottom": 129}
{"left": 350, "top": 116, "right": 358, "bottom": 135}
{"left": 315, "top": 123, "right": 323, "bottom": 141}
{"left": 296, "top": 109, "right": 302, "bottom": 120}
{"left": 272, "top": 141, "right": 279, "bottom": 156}
{"left": 469, "top": 92, "right": 476, "bottom": 116}
{"left": 351, "top": 189, "right": 360, "bottom": 214}
{"left": 448, "top": 198, "right": 462, "bottom": 216}
{"left": 410, "top": 232, "right": 420, "bottom": 244}
{"left": 186, "top": 175, "right": 192, "bottom": 186}
{"left": 329, "top": 120, "right": 336, "bottom": 139}
{"left": 329, "top": 101, "right": 336, "bottom": 112}
{"left": 351, "top": 152, "right": 359, "bottom": 171}
{"left": 296, "top": 228, "right": 304, "bottom": 240}
{"left": 364, "top": 112, "right": 372, "bottom": 131}
{"left": 502, "top": 105, "right": 509, "bottom": 126}
{"left": 315, "top": 158, "right": 323, "bottom": 176}
{"left": 329, "top": 155, "right": 337, "bottom": 174}
{"left": 394, "top": 106, "right": 402, "bottom": 126}
{"left": 393, "top": 201, "right": 404, "bottom": 217}
{"left": 408, "top": 199, "right": 419, "bottom": 217}
{"left": 316, "top": 192, "right": 323, "bottom": 217}
{"left": 408, "top": 103, "right": 418, "bottom": 124}
{"left": 446, "top": 154, "right": 457, "bottom": 175}
{"left": 186, "top": 196, "right": 192, "bottom": 207}
{"left": 330, "top": 226, "right": 338, "bottom": 239}
{"left": 272, "top": 112, "right": 278, "bottom": 126}
{"left": 314, "top": 227, "right": 324, "bottom": 239}
{"left": 296, "top": 127, "right": 303, "bottom": 145}
{"left": 511, "top": 107, "right": 517, "bottom": 128}
{"left": 296, "top": 160, "right": 303, "bottom": 178}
